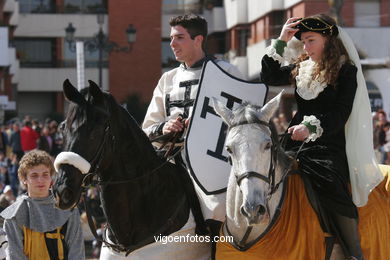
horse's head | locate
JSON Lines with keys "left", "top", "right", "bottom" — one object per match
{"left": 212, "top": 92, "right": 284, "bottom": 225}
{"left": 53, "top": 79, "right": 113, "bottom": 209}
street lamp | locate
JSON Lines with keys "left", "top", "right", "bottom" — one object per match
{"left": 65, "top": 14, "right": 136, "bottom": 88}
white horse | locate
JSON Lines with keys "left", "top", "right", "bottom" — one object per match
{"left": 212, "top": 93, "right": 390, "bottom": 260}
{"left": 212, "top": 93, "right": 289, "bottom": 249}
{"left": 0, "top": 228, "right": 7, "bottom": 260}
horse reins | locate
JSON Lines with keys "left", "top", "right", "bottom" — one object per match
{"left": 78, "top": 119, "right": 187, "bottom": 255}
{"left": 81, "top": 122, "right": 184, "bottom": 188}
{"left": 225, "top": 118, "right": 304, "bottom": 249}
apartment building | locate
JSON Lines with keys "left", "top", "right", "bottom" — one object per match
{"left": 13, "top": 0, "right": 161, "bottom": 120}
{"left": 0, "top": 0, "right": 19, "bottom": 123}
{"left": 11, "top": 0, "right": 390, "bottom": 120}
{"left": 222, "top": 0, "right": 390, "bottom": 117}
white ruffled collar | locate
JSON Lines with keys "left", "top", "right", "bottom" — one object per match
{"left": 295, "top": 59, "right": 327, "bottom": 100}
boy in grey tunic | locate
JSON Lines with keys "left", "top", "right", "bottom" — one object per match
{"left": 0, "top": 150, "right": 84, "bottom": 260}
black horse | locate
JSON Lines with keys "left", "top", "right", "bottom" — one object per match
{"left": 53, "top": 79, "right": 206, "bottom": 254}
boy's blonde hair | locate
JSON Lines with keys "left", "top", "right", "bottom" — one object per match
{"left": 18, "top": 150, "right": 55, "bottom": 182}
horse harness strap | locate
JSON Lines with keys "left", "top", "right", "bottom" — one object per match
{"left": 236, "top": 171, "right": 270, "bottom": 186}
{"left": 224, "top": 220, "right": 256, "bottom": 251}
{"left": 83, "top": 192, "right": 187, "bottom": 256}
{"left": 229, "top": 119, "right": 282, "bottom": 196}
{"left": 81, "top": 125, "right": 184, "bottom": 188}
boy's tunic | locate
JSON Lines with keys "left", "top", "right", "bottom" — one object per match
{"left": 0, "top": 194, "right": 84, "bottom": 260}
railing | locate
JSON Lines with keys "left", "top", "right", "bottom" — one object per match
{"left": 19, "top": 3, "right": 107, "bottom": 14}
{"left": 19, "top": 59, "right": 108, "bottom": 68}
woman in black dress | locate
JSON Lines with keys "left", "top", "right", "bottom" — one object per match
{"left": 261, "top": 14, "right": 383, "bottom": 260}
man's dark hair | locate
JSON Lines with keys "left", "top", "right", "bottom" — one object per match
{"left": 169, "top": 14, "right": 208, "bottom": 52}
{"left": 23, "top": 120, "right": 32, "bottom": 127}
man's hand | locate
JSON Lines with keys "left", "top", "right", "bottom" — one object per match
{"left": 288, "top": 124, "right": 309, "bottom": 141}
{"left": 163, "top": 118, "right": 185, "bottom": 134}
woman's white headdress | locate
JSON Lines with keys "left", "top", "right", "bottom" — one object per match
{"left": 338, "top": 27, "right": 383, "bottom": 206}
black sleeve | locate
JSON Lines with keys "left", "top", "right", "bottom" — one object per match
{"left": 317, "top": 64, "right": 358, "bottom": 136}
{"left": 260, "top": 55, "right": 295, "bottom": 86}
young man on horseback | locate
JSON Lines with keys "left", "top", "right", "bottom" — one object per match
{"left": 1, "top": 150, "right": 84, "bottom": 260}
{"left": 142, "top": 13, "right": 243, "bottom": 245}
{"left": 261, "top": 14, "right": 383, "bottom": 260}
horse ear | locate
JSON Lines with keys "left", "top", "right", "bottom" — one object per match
{"left": 259, "top": 90, "right": 284, "bottom": 122}
{"left": 211, "top": 97, "right": 234, "bottom": 126}
{"left": 88, "top": 80, "right": 104, "bottom": 104}
{"left": 63, "top": 79, "right": 86, "bottom": 105}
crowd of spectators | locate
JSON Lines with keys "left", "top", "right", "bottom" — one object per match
{"left": 0, "top": 115, "right": 106, "bottom": 258}
{"left": 0, "top": 116, "right": 63, "bottom": 201}
{"left": 372, "top": 109, "right": 390, "bottom": 164}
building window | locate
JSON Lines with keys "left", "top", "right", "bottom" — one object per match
{"left": 19, "top": 0, "right": 55, "bottom": 13}
{"left": 63, "top": 0, "right": 107, "bottom": 13}
{"left": 367, "top": 81, "right": 383, "bottom": 111}
{"left": 163, "top": 0, "right": 201, "bottom": 14}
{"left": 162, "top": 40, "right": 179, "bottom": 68}
{"left": 354, "top": 0, "right": 380, "bottom": 27}
{"left": 204, "top": 0, "right": 223, "bottom": 10}
{"left": 269, "top": 11, "right": 285, "bottom": 39}
{"left": 14, "top": 38, "right": 56, "bottom": 67}
{"left": 62, "top": 38, "right": 108, "bottom": 68}
{"left": 236, "top": 27, "right": 249, "bottom": 57}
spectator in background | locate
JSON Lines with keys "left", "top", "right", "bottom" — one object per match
{"left": 37, "top": 126, "right": 53, "bottom": 155}
{"left": 8, "top": 154, "right": 19, "bottom": 196}
{"left": 373, "top": 110, "right": 388, "bottom": 163}
{"left": 9, "top": 122, "right": 24, "bottom": 161}
{"left": 0, "top": 185, "right": 15, "bottom": 212}
{"left": 278, "top": 113, "right": 289, "bottom": 133}
{"left": 20, "top": 120, "right": 39, "bottom": 153}
{"left": 49, "top": 120, "right": 62, "bottom": 156}
{"left": 272, "top": 116, "right": 284, "bottom": 134}
{"left": 0, "top": 127, "right": 8, "bottom": 155}
{"left": 31, "top": 119, "right": 41, "bottom": 135}
{"left": 0, "top": 166, "right": 9, "bottom": 188}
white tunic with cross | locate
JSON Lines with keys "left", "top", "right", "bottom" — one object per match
{"left": 143, "top": 59, "right": 243, "bottom": 221}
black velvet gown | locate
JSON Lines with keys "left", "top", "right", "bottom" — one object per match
{"left": 261, "top": 54, "right": 358, "bottom": 220}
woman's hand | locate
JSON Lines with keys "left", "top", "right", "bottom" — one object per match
{"left": 279, "top": 17, "right": 301, "bottom": 42}
{"left": 288, "top": 124, "right": 310, "bottom": 141}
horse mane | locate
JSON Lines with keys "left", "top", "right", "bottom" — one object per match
{"left": 103, "top": 92, "right": 161, "bottom": 169}
{"left": 65, "top": 88, "right": 160, "bottom": 168}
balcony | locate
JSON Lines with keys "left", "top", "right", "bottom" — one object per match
{"left": 247, "top": 0, "right": 283, "bottom": 23}
{"left": 224, "top": 0, "right": 248, "bottom": 29}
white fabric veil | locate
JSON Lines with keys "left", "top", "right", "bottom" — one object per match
{"left": 338, "top": 27, "right": 384, "bottom": 206}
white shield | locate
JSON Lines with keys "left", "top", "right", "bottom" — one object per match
{"left": 184, "top": 60, "right": 268, "bottom": 195}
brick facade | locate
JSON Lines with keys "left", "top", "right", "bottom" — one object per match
{"left": 108, "top": 1, "right": 162, "bottom": 103}
{"left": 0, "top": 4, "right": 14, "bottom": 100}
{"left": 381, "top": 0, "right": 390, "bottom": 26}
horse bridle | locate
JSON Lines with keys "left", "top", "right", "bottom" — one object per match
{"left": 68, "top": 119, "right": 187, "bottom": 255}
{"left": 225, "top": 118, "right": 293, "bottom": 250}
{"left": 229, "top": 118, "right": 288, "bottom": 196}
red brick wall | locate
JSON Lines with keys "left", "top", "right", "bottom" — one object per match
{"left": 108, "top": 1, "right": 162, "bottom": 103}
{"left": 381, "top": 0, "right": 390, "bottom": 26}
{"left": 342, "top": 0, "right": 355, "bottom": 27}
{"left": 288, "top": 0, "right": 355, "bottom": 26}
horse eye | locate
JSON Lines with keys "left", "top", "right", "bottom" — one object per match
{"left": 226, "top": 146, "right": 232, "bottom": 154}
{"left": 265, "top": 142, "right": 272, "bottom": 150}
